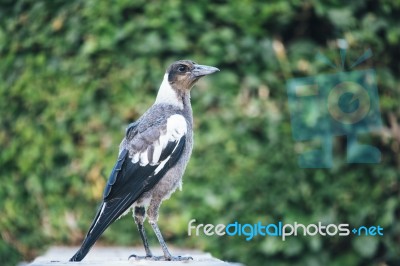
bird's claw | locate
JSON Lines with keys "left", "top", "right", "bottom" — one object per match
{"left": 168, "top": 255, "right": 193, "bottom": 261}
{"left": 128, "top": 254, "right": 152, "bottom": 260}
{"left": 128, "top": 254, "right": 193, "bottom": 261}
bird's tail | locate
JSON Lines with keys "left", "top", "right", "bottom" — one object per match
{"left": 70, "top": 150, "right": 134, "bottom": 261}
{"left": 69, "top": 193, "right": 135, "bottom": 261}
{"left": 69, "top": 232, "right": 97, "bottom": 262}
{"left": 69, "top": 202, "right": 109, "bottom": 262}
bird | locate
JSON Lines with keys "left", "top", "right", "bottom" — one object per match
{"left": 70, "top": 60, "right": 219, "bottom": 262}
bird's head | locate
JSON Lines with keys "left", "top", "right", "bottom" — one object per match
{"left": 155, "top": 60, "right": 219, "bottom": 108}
{"left": 166, "top": 60, "right": 220, "bottom": 91}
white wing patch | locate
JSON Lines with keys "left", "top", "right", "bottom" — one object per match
{"left": 132, "top": 114, "right": 186, "bottom": 167}
{"left": 151, "top": 140, "right": 163, "bottom": 165}
{"left": 166, "top": 114, "right": 187, "bottom": 140}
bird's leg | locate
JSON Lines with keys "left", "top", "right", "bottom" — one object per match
{"left": 149, "top": 220, "right": 172, "bottom": 259}
{"left": 146, "top": 198, "right": 193, "bottom": 261}
{"left": 129, "top": 206, "right": 153, "bottom": 260}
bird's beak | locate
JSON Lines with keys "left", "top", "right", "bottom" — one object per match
{"left": 192, "top": 64, "right": 220, "bottom": 77}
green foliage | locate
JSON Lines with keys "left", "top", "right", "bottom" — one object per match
{"left": 1, "top": 0, "right": 399, "bottom": 265}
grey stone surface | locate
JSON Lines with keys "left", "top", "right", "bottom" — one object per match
{"left": 29, "top": 246, "right": 243, "bottom": 266}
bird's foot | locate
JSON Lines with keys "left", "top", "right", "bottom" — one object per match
{"left": 129, "top": 254, "right": 193, "bottom": 261}
{"left": 128, "top": 254, "right": 152, "bottom": 260}
{"left": 166, "top": 255, "right": 193, "bottom": 261}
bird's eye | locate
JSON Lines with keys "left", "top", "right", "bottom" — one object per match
{"left": 178, "top": 65, "right": 187, "bottom": 72}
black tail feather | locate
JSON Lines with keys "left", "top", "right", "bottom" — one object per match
{"left": 69, "top": 194, "right": 135, "bottom": 261}
{"left": 69, "top": 234, "right": 95, "bottom": 262}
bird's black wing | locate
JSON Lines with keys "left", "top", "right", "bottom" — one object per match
{"left": 70, "top": 116, "right": 187, "bottom": 261}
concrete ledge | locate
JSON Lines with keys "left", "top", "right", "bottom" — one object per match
{"left": 29, "top": 246, "right": 243, "bottom": 266}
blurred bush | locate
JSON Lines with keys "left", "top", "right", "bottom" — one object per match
{"left": 0, "top": 0, "right": 399, "bottom": 265}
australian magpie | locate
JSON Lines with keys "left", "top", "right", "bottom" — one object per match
{"left": 70, "top": 60, "right": 219, "bottom": 261}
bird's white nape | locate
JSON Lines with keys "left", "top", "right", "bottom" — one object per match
{"left": 154, "top": 74, "right": 183, "bottom": 109}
